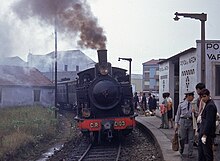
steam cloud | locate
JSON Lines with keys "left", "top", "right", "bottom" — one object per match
{"left": 12, "top": 0, "right": 107, "bottom": 49}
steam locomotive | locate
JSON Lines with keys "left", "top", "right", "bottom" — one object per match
{"left": 75, "top": 50, "right": 136, "bottom": 141}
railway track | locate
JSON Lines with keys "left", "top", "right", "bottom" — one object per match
{"left": 47, "top": 112, "right": 162, "bottom": 161}
{"left": 78, "top": 142, "right": 121, "bottom": 161}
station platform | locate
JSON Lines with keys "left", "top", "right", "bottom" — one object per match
{"left": 135, "top": 111, "right": 220, "bottom": 161}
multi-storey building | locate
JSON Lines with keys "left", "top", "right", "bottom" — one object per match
{"left": 142, "top": 59, "right": 162, "bottom": 94}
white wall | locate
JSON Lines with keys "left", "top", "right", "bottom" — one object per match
{"left": 179, "top": 50, "right": 197, "bottom": 102}
{"left": 158, "top": 40, "right": 220, "bottom": 113}
{"left": 159, "top": 61, "right": 169, "bottom": 104}
{"left": 197, "top": 40, "right": 220, "bottom": 112}
{"left": 0, "top": 86, "right": 54, "bottom": 107}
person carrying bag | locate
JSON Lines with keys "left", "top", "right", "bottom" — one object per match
{"left": 172, "top": 131, "right": 179, "bottom": 151}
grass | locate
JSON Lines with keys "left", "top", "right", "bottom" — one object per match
{"left": 0, "top": 106, "right": 58, "bottom": 160}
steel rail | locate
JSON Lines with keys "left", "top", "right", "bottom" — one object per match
{"left": 78, "top": 143, "right": 92, "bottom": 161}
{"left": 116, "top": 143, "right": 121, "bottom": 161}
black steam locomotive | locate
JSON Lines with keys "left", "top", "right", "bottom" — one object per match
{"left": 75, "top": 50, "right": 136, "bottom": 141}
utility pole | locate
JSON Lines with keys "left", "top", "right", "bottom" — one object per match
{"left": 54, "top": 19, "right": 58, "bottom": 118}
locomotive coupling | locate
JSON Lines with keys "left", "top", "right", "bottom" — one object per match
{"left": 101, "top": 120, "right": 114, "bottom": 130}
{"left": 101, "top": 120, "right": 114, "bottom": 139}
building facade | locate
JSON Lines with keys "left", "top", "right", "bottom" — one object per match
{"left": 28, "top": 50, "right": 96, "bottom": 81}
{"left": 0, "top": 65, "right": 54, "bottom": 107}
{"left": 158, "top": 40, "right": 220, "bottom": 115}
{"left": 158, "top": 48, "right": 196, "bottom": 115}
{"left": 142, "top": 59, "right": 160, "bottom": 94}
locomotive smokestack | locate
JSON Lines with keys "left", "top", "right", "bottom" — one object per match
{"left": 97, "top": 50, "right": 107, "bottom": 64}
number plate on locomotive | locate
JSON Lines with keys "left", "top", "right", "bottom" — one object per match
{"left": 114, "top": 121, "right": 126, "bottom": 127}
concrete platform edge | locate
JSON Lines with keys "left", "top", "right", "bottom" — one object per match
{"left": 136, "top": 117, "right": 181, "bottom": 161}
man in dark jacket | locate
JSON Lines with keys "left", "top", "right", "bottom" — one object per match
{"left": 198, "top": 88, "right": 217, "bottom": 161}
{"left": 141, "top": 93, "right": 147, "bottom": 112}
{"left": 148, "top": 93, "right": 154, "bottom": 112}
{"left": 133, "top": 92, "right": 139, "bottom": 111}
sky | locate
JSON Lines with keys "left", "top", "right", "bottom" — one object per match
{"left": 0, "top": 0, "right": 220, "bottom": 74}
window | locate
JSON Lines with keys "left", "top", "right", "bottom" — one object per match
{"left": 64, "top": 65, "right": 68, "bottom": 71}
{"left": 215, "top": 65, "right": 220, "bottom": 96}
{"left": 143, "top": 66, "right": 150, "bottom": 71}
{"left": 34, "top": 90, "right": 41, "bottom": 102}
{"left": 156, "top": 80, "right": 159, "bottom": 86}
{"left": 149, "top": 68, "right": 156, "bottom": 77}
{"left": 144, "top": 73, "right": 150, "bottom": 79}
{"left": 144, "top": 81, "right": 150, "bottom": 85}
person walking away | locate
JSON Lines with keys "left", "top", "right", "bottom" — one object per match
{"left": 159, "top": 93, "right": 169, "bottom": 129}
{"left": 198, "top": 88, "right": 217, "bottom": 161}
{"left": 133, "top": 92, "right": 139, "bottom": 112}
{"left": 141, "top": 93, "right": 147, "bottom": 114}
{"left": 148, "top": 93, "right": 154, "bottom": 113}
{"left": 175, "top": 91, "right": 195, "bottom": 158}
{"left": 151, "top": 95, "right": 157, "bottom": 115}
{"left": 166, "top": 92, "right": 174, "bottom": 128}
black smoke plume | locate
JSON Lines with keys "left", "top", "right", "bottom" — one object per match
{"left": 12, "top": 0, "right": 107, "bottom": 49}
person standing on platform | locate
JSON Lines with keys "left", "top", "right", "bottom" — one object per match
{"left": 195, "top": 83, "right": 206, "bottom": 129}
{"left": 166, "top": 92, "right": 174, "bottom": 128}
{"left": 159, "top": 93, "right": 169, "bottom": 129}
{"left": 192, "top": 82, "right": 206, "bottom": 147}
{"left": 133, "top": 92, "right": 139, "bottom": 112}
{"left": 151, "top": 95, "right": 157, "bottom": 115}
{"left": 175, "top": 91, "right": 195, "bottom": 158}
{"left": 141, "top": 92, "right": 147, "bottom": 113}
{"left": 198, "top": 88, "right": 217, "bottom": 161}
{"left": 195, "top": 83, "right": 206, "bottom": 112}
{"left": 148, "top": 93, "right": 153, "bottom": 112}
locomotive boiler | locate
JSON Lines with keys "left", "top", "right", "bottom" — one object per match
{"left": 75, "top": 50, "right": 136, "bottom": 141}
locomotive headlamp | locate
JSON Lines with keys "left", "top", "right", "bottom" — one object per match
{"left": 99, "top": 66, "right": 108, "bottom": 75}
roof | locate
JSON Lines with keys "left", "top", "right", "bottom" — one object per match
{"left": 28, "top": 50, "right": 96, "bottom": 72}
{"left": 142, "top": 59, "right": 161, "bottom": 65}
{"left": 158, "top": 47, "right": 196, "bottom": 64}
{"left": 0, "top": 56, "right": 27, "bottom": 67}
{"left": 0, "top": 65, "right": 53, "bottom": 87}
